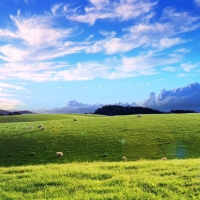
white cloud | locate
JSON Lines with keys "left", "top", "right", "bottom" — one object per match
{"left": 177, "top": 74, "right": 187, "bottom": 77}
{"left": 57, "top": 61, "right": 110, "bottom": 81}
{"left": 0, "top": 83, "right": 25, "bottom": 91}
{"left": 195, "top": 0, "right": 200, "bottom": 6}
{"left": 9, "top": 12, "right": 72, "bottom": 48}
{"left": 153, "top": 38, "right": 185, "bottom": 49}
{"left": 24, "top": 0, "right": 29, "bottom": 4}
{"left": 81, "top": 86, "right": 89, "bottom": 90}
{"left": 181, "top": 62, "right": 199, "bottom": 72}
{"left": 141, "top": 82, "right": 200, "bottom": 112}
{"left": 54, "top": 51, "right": 182, "bottom": 81}
{"left": 65, "top": 0, "right": 157, "bottom": 25}
{"left": 101, "top": 37, "right": 138, "bottom": 54}
{"left": 162, "top": 67, "right": 176, "bottom": 72}
{"left": 0, "top": 97, "right": 24, "bottom": 110}
{"left": 127, "top": 7, "right": 200, "bottom": 38}
{"left": 89, "top": 0, "right": 109, "bottom": 8}
{"left": 161, "top": 7, "right": 200, "bottom": 32}
{"left": 0, "top": 11, "right": 86, "bottom": 63}
{"left": 36, "top": 100, "right": 103, "bottom": 114}
{"left": 0, "top": 44, "right": 30, "bottom": 62}
{"left": 51, "top": 3, "right": 64, "bottom": 17}
{"left": 51, "top": 3, "right": 80, "bottom": 17}
{"left": 87, "top": 7, "right": 200, "bottom": 55}
{"left": 0, "top": 62, "right": 64, "bottom": 82}
{"left": 0, "top": 48, "right": 183, "bottom": 82}
{"left": 0, "top": 2, "right": 199, "bottom": 84}
{"left": 0, "top": 92, "right": 14, "bottom": 97}
{"left": 174, "top": 48, "right": 190, "bottom": 53}
{"left": 107, "top": 53, "right": 181, "bottom": 79}
{"left": 86, "top": 28, "right": 186, "bottom": 55}
{"left": 0, "top": 83, "right": 26, "bottom": 109}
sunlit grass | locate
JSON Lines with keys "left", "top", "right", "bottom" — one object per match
{"left": 0, "top": 159, "right": 199, "bottom": 199}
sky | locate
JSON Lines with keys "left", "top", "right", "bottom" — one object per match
{"left": 0, "top": 0, "right": 200, "bottom": 112}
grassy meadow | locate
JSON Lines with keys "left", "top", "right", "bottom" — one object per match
{"left": 0, "top": 113, "right": 200, "bottom": 199}
{"left": 0, "top": 113, "right": 200, "bottom": 166}
{"left": 0, "top": 159, "right": 200, "bottom": 199}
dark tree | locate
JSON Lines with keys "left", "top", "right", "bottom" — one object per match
{"left": 94, "top": 105, "right": 164, "bottom": 116}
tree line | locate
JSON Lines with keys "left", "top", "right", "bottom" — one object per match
{"left": 93, "top": 105, "right": 197, "bottom": 116}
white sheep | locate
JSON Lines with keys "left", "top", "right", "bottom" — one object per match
{"left": 29, "top": 126, "right": 33, "bottom": 129}
{"left": 37, "top": 124, "right": 43, "bottom": 128}
{"left": 40, "top": 126, "right": 46, "bottom": 130}
{"left": 74, "top": 118, "right": 77, "bottom": 121}
{"left": 56, "top": 152, "right": 63, "bottom": 158}
{"left": 161, "top": 157, "right": 167, "bottom": 161}
{"left": 23, "top": 125, "right": 26, "bottom": 129}
{"left": 14, "top": 126, "right": 17, "bottom": 129}
{"left": 122, "top": 156, "right": 127, "bottom": 162}
{"left": 137, "top": 115, "right": 141, "bottom": 118}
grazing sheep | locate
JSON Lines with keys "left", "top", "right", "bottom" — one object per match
{"left": 122, "top": 156, "right": 127, "bottom": 162}
{"left": 29, "top": 126, "right": 33, "bottom": 129}
{"left": 37, "top": 124, "right": 43, "bottom": 128}
{"left": 14, "top": 126, "right": 17, "bottom": 129}
{"left": 161, "top": 157, "right": 167, "bottom": 161}
{"left": 74, "top": 118, "right": 77, "bottom": 121}
{"left": 23, "top": 125, "right": 26, "bottom": 129}
{"left": 137, "top": 115, "right": 141, "bottom": 118}
{"left": 40, "top": 126, "right": 46, "bottom": 130}
{"left": 56, "top": 152, "right": 63, "bottom": 158}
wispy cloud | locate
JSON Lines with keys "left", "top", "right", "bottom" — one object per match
{"left": 152, "top": 38, "right": 185, "bottom": 49}
{"left": 174, "top": 48, "right": 190, "bottom": 53}
{"left": 0, "top": 83, "right": 25, "bottom": 91}
{"left": 0, "top": 1, "right": 199, "bottom": 84}
{"left": 177, "top": 74, "right": 187, "bottom": 77}
{"left": 195, "top": 0, "right": 200, "bottom": 6}
{"left": 162, "top": 67, "right": 176, "bottom": 72}
{"left": 52, "top": 0, "right": 157, "bottom": 25}
{"left": 0, "top": 10, "right": 76, "bottom": 63}
{"left": 57, "top": 61, "right": 110, "bottom": 81}
{"left": 85, "top": 7, "right": 199, "bottom": 55}
{"left": 0, "top": 97, "right": 24, "bottom": 110}
{"left": 24, "top": 0, "right": 29, "bottom": 4}
{"left": 0, "top": 62, "right": 65, "bottom": 82}
{"left": 0, "top": 44, "right": 30, "bottom": 62}
{"left": 0, "top": 82, "right": 26, "bottom": 109}
{"left": 9, "top": 11, "right": 73, "bottom": 48}
{"left": 107, "top": 53, "right": 182, "bottom": 79}
{"left": 181, "top": 62, "right": 199, "bottom": 72}
{"left": 56, "top": 51, "right": 182, "bottom": 81}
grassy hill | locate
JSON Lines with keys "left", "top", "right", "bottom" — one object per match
{"left": 0, "top": 113, "right": 200, "bottom": 167}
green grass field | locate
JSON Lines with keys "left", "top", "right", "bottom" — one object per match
{"left": 0, "top": 113, "right": 200, "bottom": 166}
{"left": 0, "top": 113, "right": 200, "bottom": 199}
{"left": 0, "top": 159, "right": 199, "bottom": 199}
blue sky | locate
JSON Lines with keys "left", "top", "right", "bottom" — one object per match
{"left": 0, "top": 0, "right": 200, "bottom": 111}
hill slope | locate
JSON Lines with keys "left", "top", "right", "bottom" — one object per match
{"left": 0, "top": 113, "right": 200, "bottom": 166}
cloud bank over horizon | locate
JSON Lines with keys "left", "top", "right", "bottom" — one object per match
{"left": 140, "top": 82, "right": 200, "bottom": 112}
{"left": 35, "top": 82, "right": 200, "bottom": 114}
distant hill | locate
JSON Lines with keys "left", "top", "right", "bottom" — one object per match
{"left": 0, "top": 110, "right": 34, "bottom": 116}
{"left": 0, "top": 110, "right": 10, "bottom": 115}
{"left": 18, "top": 110, "right": 35, "bottom": 114}
{"left": 170, "top": 109, "right": 197, "bottom": 114}
{"left": 94, "top": 105, "right": 164, "bottom": 116}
